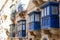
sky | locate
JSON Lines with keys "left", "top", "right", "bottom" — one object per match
{"left": 0, "top": 0, "right": 30, "bottom": 10}
{"left": 0, "top": 0, "right": 5, "bottom": 9}
{"left": 20, "top": 0, "right": 30, "bottom": 10}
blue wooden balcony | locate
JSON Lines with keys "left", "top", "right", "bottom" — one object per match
{"left": 28, "top": 11, "right": 41, "bottom": 31}
{"left": 18, "top": 30, "right": 26, "bottom": 37}
{"left": 40, "top": 2, "right": 59, "bottom": 29}
{"left": 17, "top": 19, "right": 26, "bottom": 37}
{"left": 29, "top": 22, "right": 40, "bottom": 31}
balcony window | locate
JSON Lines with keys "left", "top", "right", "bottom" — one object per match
{"left": 45, "top": 8, "right": 46, "bottom": 16}
{"left": 42, "top": 8, "right": 46, "bottom": 17}
{"left": 42, "top": 9, "right": 44, "bottom": 17}
{"left": 22, "top": 21, "right": 26, "bottom": 24}
{"left": 47, "top": 6, "right": 49, "bottom": 15}
{"left": 42, "top": 6, "right": 50, "bottom": 17}
{"left": 31, "top": 14, "right": 34, "bottom": 22}
{"left": 35, "top": 14, "right": 40, "bottom": 22}
{"left": 17, "top": 19, "right": 26, "bottom": 37}
{"left": 29, "top": 11, "right": 40, "bottom": 31}
{"left": 41, "top": 2, "right": 59, "bottom": 29}
{"left": 52, "top": 6, "right": 58, "bottom": 15}
{"left": 18, "top": 31, "right": 22, "bottom": 37}
{"left": 17, "top": 23, "right": 22, "bottom": 31}
{"left": 22, "top": 25, "right": 25, "bottom": 30}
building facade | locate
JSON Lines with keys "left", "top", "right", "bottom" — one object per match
{"left": 0, "top": 0, "right": 18, "bottom": 40}
{"left": 18, "top": 0, "right": 60, "bottom": 40}
{"left": 10, "top": 0, "right": 60, "bottom": 40}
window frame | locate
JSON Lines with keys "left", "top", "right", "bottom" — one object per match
{"left": 42, "top": 8, "right": 47, "bottom": 17}
{"left": 47, "top": 6, "right": 49, "bottom": 15}
{"left": 30, "top": 14, "right": 34, "bottom": 22}
{"left": 52, "top": 6, "right": 58, "bottom": 15}
{"left": 22, "top": 24, "right": 26, "bottom": 30}
{"left": 17, "top": 24, "right": 22, "bottom": 31}
{"left": 45, "top": 8, "right": 46, "bottom": 16}
{"left": 35, "top": 14, "right": 40, "bottom": 22}
{"left": 42, "top": 9, "right": 44, "bottom": 17}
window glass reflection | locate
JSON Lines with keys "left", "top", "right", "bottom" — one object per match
{"left": 52, "top": 6, "right": 58, "bottom": 15}
{"left": 47, "top": 6, "right": 49, "bottom": 15}
{"left": 31, "top": 14, "right": 34, "bottom": 22}
{"left": 23, "top": 25, "right": 25, "bottom": 30}
{"left": 35, "top": 14, "right": 39, "bottom": 21}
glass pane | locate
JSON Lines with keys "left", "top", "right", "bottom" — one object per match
{"left": 43, "top": 8, "right": 45, "bottom": 16}
{"left": 31, "top": 14, "right": 34, "bottom": 22}
{"left": 20, "top": 25, "right": 22, "bottom": 30}
{"left": 18, "top": 25, "right": 22, "bottom": 31}
{"left": 45, "top": 8, "right": 46, "bottom": 16}
{"left": 52, "top": 6, "right": 58, "bottom": 15}
{"left": 29, "top": 16, "right": 31, "bottom": 22}
{"left": 47, "top": 6, "right": 49, "bottom": 15}
{"left": 19, "top": 31, "right": 22, "bottom": 37}
{"left": 35, "top": 14, "right": 39, "bottom": 21}
{"left": 23, "top": 25, "right": 25, "bottom": 30}
{"left": 22, "top": 21, "right": 25, "bottom": 24}
{"left": 42, "top": 9, "right": 44, "bottom": 17}
{"left": 42, "top": 8, "right": 46, "bottom": 17}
